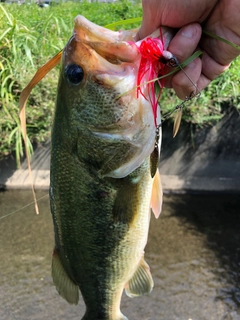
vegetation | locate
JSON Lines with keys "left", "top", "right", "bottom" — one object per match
{"left": 160, "top": 57, "right": 240, "bottom": 127}
{"left": 0, "top": 1, "right": 239, "bottom": 166}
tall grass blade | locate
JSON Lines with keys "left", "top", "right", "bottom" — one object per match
{"left": 0, "top": 27, "right": 12, "bottom": 42}
{"left": 203, "top": 30, "right": 240, "bottom": 50}
{"left": 104, "top": 17, "right": 142, "bottom": 29}
{"left": 0, "top": 3, "right": 13, "bottom": 25}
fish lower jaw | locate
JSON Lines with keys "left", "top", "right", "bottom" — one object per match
{"left": 92, "top": 129, "right": 155, "bottom": 179}
{"left": 103, "top": 139, "right": 155, "bottom": 179}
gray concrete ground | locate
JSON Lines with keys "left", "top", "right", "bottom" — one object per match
{"left": 1, "top": 108, "right": 240, "bottom": 193}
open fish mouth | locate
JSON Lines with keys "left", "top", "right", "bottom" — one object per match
{"left": 73, "top": 15, "right": 140, "bottom": 64}
{"left": 63, "top": 16, "right": 142, "bottom": 117}
{"left": 91, "top": 128, "right": 144, "bottom": 148}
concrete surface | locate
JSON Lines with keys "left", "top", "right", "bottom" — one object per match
{"left": 1, "top": 107, "right": 240, "bottom": 193}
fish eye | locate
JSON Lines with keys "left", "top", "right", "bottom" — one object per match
{"left": 65, "top": 64, "right": 84, "bottom": 85}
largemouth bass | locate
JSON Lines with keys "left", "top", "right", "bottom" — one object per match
{"left": 50, "top": 16, "right": 173, "bottom": 320}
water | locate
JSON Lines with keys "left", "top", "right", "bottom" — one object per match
{"left": 0, "top": 190, "right": 240, "bottom": 320}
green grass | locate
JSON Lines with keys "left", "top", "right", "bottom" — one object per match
{"left": 0, "top": 1, "right": 239, "bottom": 166}
{"left": 160, "top": 57, "right": 240, "bottom": 127}
{"left": 0, "top": 1, "right": 142, "bottom": 166}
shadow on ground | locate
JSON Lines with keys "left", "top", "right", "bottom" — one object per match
{"left": 160, "top": 107, "right": 240, "bottom": 187}
{"left": 166, "top": 193, "right": 240, "bottom": 312}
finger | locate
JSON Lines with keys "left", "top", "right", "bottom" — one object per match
{"left": 164, "top": 23, "right": 202, "bottom": 98}
{"left": 172, "top": 57, "right": 202, "bottom": 99}
{"left": 200, "top": 0, "right": 240, "bottom": 66}
{"left": 136, "top": 0, "right": 164, "bottom": 40}
{"left": 196, "top": 51, "right": 230, "bottom": 92}
{"left": 201, "top": 50, "right": 231, "bottom": 81}
{"left": 167, "top": 23, "right": 202, "bottom": 63}
{"left": 136, "top": 0, "right": 218, "bottom": 41}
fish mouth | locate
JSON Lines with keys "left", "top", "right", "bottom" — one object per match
{"left": 62, "top": 15, "right": 141, "bottom": 95}
{"left": 73, "top": 15, "right": 174, "bottom": 64}
{"left": 73, "top": 15, "right": 140, "bottom": 65}
{"left": 91, "top": 127, "right": 143, "bottom": 148}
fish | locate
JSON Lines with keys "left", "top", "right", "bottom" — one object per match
{"left": 20, "top": 15, "right": 174, "bottom": 320}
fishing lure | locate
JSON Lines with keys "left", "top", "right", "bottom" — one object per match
{"left": 135, "top": 34, "right": 178, "bottom": 126}
{"left": 135, "top": 34, "right": 201, "bottom": 139}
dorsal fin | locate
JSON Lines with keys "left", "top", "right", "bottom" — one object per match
{"left": 19, "top": 50, "right": 62, "bottom": 214}
{"left": 150, "top": 168, "right": 163, "bottom": 218}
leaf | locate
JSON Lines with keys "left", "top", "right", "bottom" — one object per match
{"left": 104, "top": 17, "right": 142, "bottom": 30}
{"left": 173, "top": 107, "right": 182, "bottom": 138}
{"left": 0, "top": 4, "right": 13, "bottom": 26}
{"left": 19, "top": 50, "right": 62, "bottom": 214}
{"left": 0, "top": 27, "right": 12, "bottom": 42}
{"left": 23, "top": 44, "right": 34, "bottom": 67}
{"left": 203, "top": 30, "right": 240, "bottom": 50}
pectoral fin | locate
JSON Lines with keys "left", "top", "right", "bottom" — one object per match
{"left": 150, "top": 168, "right": 163, "bottom": 219}
{"left": 52, "top": 248, "right": 79, "bottom": 305}
{"left": 125, "top": 258, "right": 154, "bottom": 297}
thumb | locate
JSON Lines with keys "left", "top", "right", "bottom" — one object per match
{"left": 136, "top": 1, "right": 162, "bottom": 40}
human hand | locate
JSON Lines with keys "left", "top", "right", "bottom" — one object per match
{"left": 137, "top": 0, "right": 240, "bottom": 99}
